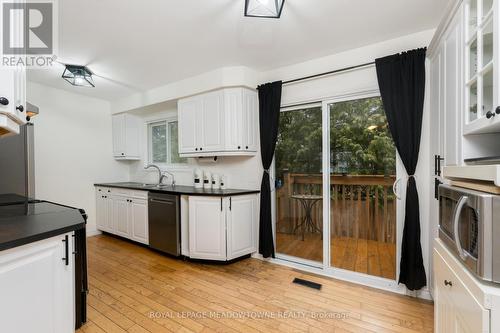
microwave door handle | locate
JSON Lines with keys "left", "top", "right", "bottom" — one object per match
{"left": 453, "top": 196, "right": 469, "bottom": 260}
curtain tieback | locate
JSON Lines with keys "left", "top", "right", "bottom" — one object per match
{"left": 408, "top": 174, "right": 416, "bottom": 180}
{"left": 263, "top": 169, "right": 270, "bottom": 174}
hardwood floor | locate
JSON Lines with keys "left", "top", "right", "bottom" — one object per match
{"left": 77, "top": 234, "right": 433, "bottom": 333}
{"left": 276, "top": 233, "right": 396, "bottom": 279}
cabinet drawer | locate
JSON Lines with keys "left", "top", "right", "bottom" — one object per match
{"left": 434, "top": 249, "right": 489, "bottom": 332}
{"left": 105, "top": 188, "right": 148, "bottom": 199}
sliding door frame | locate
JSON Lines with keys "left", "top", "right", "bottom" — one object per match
{"left": 272, "top": 88, "right": 407, "bottom": 293}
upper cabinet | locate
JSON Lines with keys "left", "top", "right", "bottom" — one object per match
{"left": 0, "top": 67, "right": 26, "bottom": 136}
{"left": 178, "top": 87, "right": 258, "bottom": 157}
{"left": 112, "top": 113, "right": 141, "bottom": 160}
{"left": 429, "top": 5, "right": 464, "bottom": 168}
{"left": 463, "top": 0, "right": 500, "bottom": 134}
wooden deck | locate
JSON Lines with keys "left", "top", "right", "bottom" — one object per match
{"left": 276, "top": 233, "right": 396, "bottom": 280}
{"left": 77, "top": 234, "right": 432, "bottom": 333}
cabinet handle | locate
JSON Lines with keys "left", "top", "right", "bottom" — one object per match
{"left": 16, "top": 105, "right": 24, "bottom": 112}
{"left": 496, "top": 106, "right": 500, "bottom": 115}
{"left": 200, "top": 147, "right": 203, "bottom": 151}
{"left": 486, "top": 111, "right": 495, "bottom": 119}
{"left": 0, "top": 97, "right": 9, "bottom": 106}
{"left": 230, "top": 197, "right": 232, "bottom": 211}
{"left": 121, "top": 153, "right": 125, "bottom": 156}
{"left": 62, "top": 235, "right": 69, "bottom": 266}
{"left": 238, "top": 146, "right": 241, "bottom": 149}
{"left": 221, "top": 198, "right": 223, "bottom": 211}
{"left": 444, "top": 280, "right": 452, "bottom": 287}
{"left": 72, "top": 234, "right": 77, "bottom": 255}
{"left": 246, "top": 146, "right": 249, "bottom": 149}
{"left": 195, "top": 148, "right": 198, "bottom": 151}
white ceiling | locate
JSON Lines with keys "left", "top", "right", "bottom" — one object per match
{"left": 27, "top": 0, "right": 449, "bottom": 102}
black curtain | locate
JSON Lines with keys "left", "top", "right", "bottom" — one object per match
{"left": 375, "top": 48, "right": 427, "bottom": 291}
{"left": 257, "top": 81, "right": 282, "bottom": 258}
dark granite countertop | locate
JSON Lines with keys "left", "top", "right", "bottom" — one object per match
{"left": 94, "top": 182, "right": 260, "bottom": 197}
{"left": 0, "top": 201, "right": 86, "bottom": 251}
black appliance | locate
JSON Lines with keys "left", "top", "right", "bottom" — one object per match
{"left": 148, "top": 193, "right": 180, "bottom": 256}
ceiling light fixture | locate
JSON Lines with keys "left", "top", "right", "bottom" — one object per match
{"left": 245, "top": 0, "right": 285, "bottom": 18}
{"left": 62, "top": 65, "right": 95, "bottom": 87}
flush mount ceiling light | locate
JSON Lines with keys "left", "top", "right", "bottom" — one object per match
{"left": 62, "top": 65, "right": 95, "bottom": 87}
{"left": 245, "top": 0, "right": 285, "bottom": 18}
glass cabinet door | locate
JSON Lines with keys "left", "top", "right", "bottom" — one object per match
{"left": 466, "top": 0, "right": 495, "bottom": 124}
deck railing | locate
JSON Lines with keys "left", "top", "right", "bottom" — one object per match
{"left": 276, "top": 173, "right": 397, "bottom": 244}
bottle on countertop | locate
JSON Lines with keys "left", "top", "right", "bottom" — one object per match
{"left": 212, "top": 173, "right": 220, "bottom": 190}
{"left": 220, "top": 175, "right": 227, "bottom": 190}
{"left": 194, "top": 169, "right": 203, "bottom": 189}
{"left": 203, "top": 171, "right": 212, "bottom": 190}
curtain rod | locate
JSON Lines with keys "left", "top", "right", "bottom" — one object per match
{"left": 282, "top": 61, "right": 375, "bottom": 85}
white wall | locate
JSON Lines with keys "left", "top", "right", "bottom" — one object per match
{"left": 27, "top": 82, "right": 130, "bottom": 235}
{"left": 127, "top": 107, "right": 262, "bottom": 191}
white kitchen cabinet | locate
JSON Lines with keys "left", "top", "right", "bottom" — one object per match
{"left": 0, "top": 233, "right": 75, "bottom": 333}
{"left": 226, "top": 195, "right": 258, "bottom": 260}
{"left": 95, "top": 187, "right": 149, "bottom": 245}
{"left": 129, "top": 198, "right": 149, "bottom": 244}
{"left": 178, "top": 97, "right": 201, "bottom": 154}
{"left": 113, "top": 196, "right": 130, "bottom": 238}
{"left": 201, "top": 91, "right": 225, "bottom": 152}
{"left": 112, "top": 113, "right": 141, "bottom": 160}
{"left": 434, "top": 239, "right": 491, "bottom": 333}
{"left": 0, "top": 67, "right": 26, "bottom": 136}
{"left": 178, "top": 87, "right": 258, "bottom": 157}
{"left": 463, "top": 0, "right": 500, "bottom": 134}
{"left": 96, "top": 187, "right": 113, "bottom": 232}
{"left": 444, "top": 8, "right": 464, "bottom": 167}
{"left": 188, "top": 196, "right": 227, "bottom": 260}
{"left": 187, "top": 194, "right": 258, "bottom": 261}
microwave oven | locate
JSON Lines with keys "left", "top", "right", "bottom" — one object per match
{"left": 438, "top": 184, "right": 500, "bottom": 283}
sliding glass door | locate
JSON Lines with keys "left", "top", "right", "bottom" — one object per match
{"left": 274, "top": 94, "right": 398, "bottom": 280}
{"left": 275, "top": 106, "right": 323, "bottom": 265}
{"left": 327, "top": 96, "right": 397, "bottom": 279}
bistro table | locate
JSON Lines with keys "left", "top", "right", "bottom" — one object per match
{"left": 291, "top": 194, "right": 323, "bottom": 241}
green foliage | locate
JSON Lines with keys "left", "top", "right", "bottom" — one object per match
{"left": 275, "top": 97, "right": 396, "bottom": 180}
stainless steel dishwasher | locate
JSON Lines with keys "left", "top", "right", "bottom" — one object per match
{"left": 148, "top": 193, "right": 180, "bottom": 256}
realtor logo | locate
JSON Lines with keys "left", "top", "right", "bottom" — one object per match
{"left": 1, "top": 1, "right": 57, "bottom": 67}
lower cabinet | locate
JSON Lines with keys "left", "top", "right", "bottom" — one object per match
{"left": 434, "top": 240, "right": 490, "bottom": 333}
{"left": 188, "top": 196, "right": 227, "bottom": 260}
{"left": 0, "top": 233, "right": 75, "bottom": 333}
{"left": 188, "top": 194, "right": 258, "bottom": 261}
{"left": 96, "top": 187, "right": 149, "bottom": 245}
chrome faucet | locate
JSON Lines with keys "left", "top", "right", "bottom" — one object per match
{"left": 163, "top": 170, "right": 176, "bottom": 187}
{"left": 144, "top": 164, "right": 175, "bottom": 187}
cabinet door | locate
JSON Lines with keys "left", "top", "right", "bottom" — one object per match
{"left": 125, "top": 115, "right": 140, "bottom": 158}
{"left": 224, "top": 89, "right": 244, "bottom": 151}
{"left": 201, "top": 91, "right": 225, "bottom": 152}
{"left": 96, "top": 189, "right": 114, "bottom": 232}
{"left": 96, "top": 191, "right": 107, "bottom": 231}
{"left": 243, "top": 89, "right": 258, "bottom": 152}
{"left": 0, "top": 233, "right": 74, "bottom": 333}
{"left": 13, "top": 66, "right": 26, "bottom": 125}
{"left": 112, "top": 114, "right": 126, "bottom": 157}
{"left": 113, "top": 196, "right": 130, "bottom": 238}
{"left": 188, "top": 196, "right": 226, "bottom": 260}
{"left": 434, "top": 248, "right": 490, "bottom": 333}
{"left": 178, "top": 97, "right": 200, "bottom": 153}
{"left": 129, "top": 198, "right": 148, "bottom": 245}
{"left": 443, "top": 11, "right": 463, "bottom": 167}
{"left": 227, "top": 195, "right": 258, "bottom": 260}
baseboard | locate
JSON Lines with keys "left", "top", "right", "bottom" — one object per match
{"left": 251, "top": 252, "right": 433, "bottom": 301}
{"left": 86, "top": 229, "right": 102, "bottom": 237}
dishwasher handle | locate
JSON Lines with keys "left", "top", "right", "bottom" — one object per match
{"left": 149, "top": 198, "right": 175, "bottom": 204}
